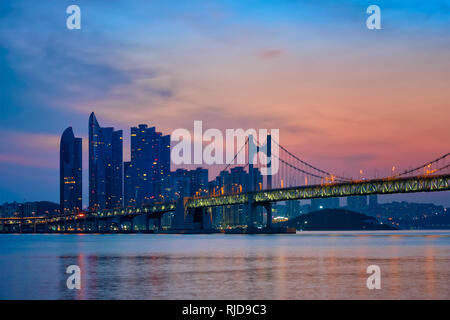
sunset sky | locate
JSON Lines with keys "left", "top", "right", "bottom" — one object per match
{"left": 1, "top": 0, "right": 449, "bottom": 206}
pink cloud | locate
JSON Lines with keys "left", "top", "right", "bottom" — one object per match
{"left": 257, "top": 49, "right": 285, "bottom": 60}
{"left": 0, "top": 153, "right": 55, "bottom": 169}
{"left": 0, "top": 130, "right": 60, "bottom": 169}
{"left": 37, "top": 24, "right": 450, "bottom": 179}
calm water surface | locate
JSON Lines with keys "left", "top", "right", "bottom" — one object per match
{"left": 1, "top": 231, "right": 449, "bottom": 299}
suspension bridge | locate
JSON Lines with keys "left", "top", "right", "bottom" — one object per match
{"left": 1, "top": 135, "right": 449, "bottom": 233}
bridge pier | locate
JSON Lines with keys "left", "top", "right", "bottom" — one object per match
{"left": 145, "top": 216, "right": 150, "bottom": 232}
{"left": 247, "top": 194, "right": 255, "bottom": 233}
{"left": 246, "top": 198, "right": 273, "bottom": 232}
{"left": 202, "top": 208, "right": 213, "bottom": 230}
{"left": 105, "top": 218, "right": 112, "bottom": 232}
{"left": 173, "top": 198, "right": 188, "bottom": 230}
{"left": 156, "top": 217, "right": 161, "bottom": 231}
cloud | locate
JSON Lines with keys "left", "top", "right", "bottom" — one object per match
{"left": 0, "top": 130, "right": 60, "bottom": 169}
{"left": 0, "top": 153, "right": 54, "bottom": 169}
{"left": 0, "top": 0, "right": 449, "bottom": 205}
{"left": 257, "top": 49, "right": 285, "bottom": 60}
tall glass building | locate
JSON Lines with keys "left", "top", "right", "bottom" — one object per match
{"left": 124, "top": 124, "right": 170, "bottom": 207}
{"left": 89, "top": 112, "right": 123, "bottom": 210}
{"left": 60, "top": 127, "right": 82, "bottom": 214}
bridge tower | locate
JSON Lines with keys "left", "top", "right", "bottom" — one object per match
{"left": 265, "top": 134, "right": 272, "bottom": 229}
{"left": 247, "top": 134, "right": 273, "bottom": 231}
{"left": 248, "top": 134, "right": 255, "bottom": 232}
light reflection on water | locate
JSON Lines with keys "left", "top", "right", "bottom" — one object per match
{"left": 0, "top": 231, "right": 449, "bottom": 299}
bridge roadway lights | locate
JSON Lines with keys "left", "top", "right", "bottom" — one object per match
{"left": 186, "top": 175, "right": 450, "bottom": 209}
{"left": 1, "top": 175, "right": 448, "bottom": 234}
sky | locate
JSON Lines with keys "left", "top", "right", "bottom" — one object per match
{"left": 0, "top": 0, "right": 449, "bottom": 207}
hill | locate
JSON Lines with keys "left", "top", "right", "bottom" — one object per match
{"left": 275, "top": 208, "right": 397, "bottom": 231}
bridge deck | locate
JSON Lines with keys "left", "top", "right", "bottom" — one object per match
{"left": 1, "top": 175, "right": 449, "bottom": 223}
{"left": 185, "top": 174, "right": 450, "bottom": 208}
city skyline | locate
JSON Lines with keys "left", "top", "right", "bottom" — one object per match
{"left": 1, "top": 109, "right": 449, "bottom": 208}
{"left": 0, "top": 1, "right": 449, "bottom": 206}
{"left": 2, "top": 1, "right": 450, "bottom": 305}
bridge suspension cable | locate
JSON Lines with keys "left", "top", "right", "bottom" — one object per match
{"left": 271, "top": 153, "right": 339, "bottom": 181}
{"left": 219, "top": 133, "right": 449, "bottom": 191}
{"left": 389, "top": 153, "right": 450, "bottom": 178}
{"left": 433, "top": 163, "right": 450, "bottom": 174}
{"left": 222, "top": 136, "right": 249, "bottom": 172}
{"left": 271, "top": 138, "right": 353, "bottom": 182}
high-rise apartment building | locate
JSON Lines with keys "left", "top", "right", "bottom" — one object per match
{"left": 60, "top": 127, "right": 82, "bottom": 214}
{"left": 89, "top": 112, "right": 123, "bottom": 210}
{"left": 125, "top": 124, "right": 170, "bottom": 206}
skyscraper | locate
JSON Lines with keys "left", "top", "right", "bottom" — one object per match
{"left": 190, "top": 167, "right": 209, "bottom": 196}
{"left": 170, "top": 169, "right": 192, "bottom": 199}
{"left": 124, "top": 161, "right": 136, "bottom": 207}
{"left": 60, "top": 127, "right": 82, "bottom": 214}
{"left": 89, "top": 112, "right": 123, "bottom": 210}
{"left": 125, "top": 124, "right": 170, "bottom": 206}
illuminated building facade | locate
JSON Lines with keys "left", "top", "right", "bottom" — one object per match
{"left": 89, "top": 112, "right": 123, "bottom": 210}
{"left": 208, "top": 166, "right": 263, "bottom": 227}
{"left": 60, "top": 127, "right": 82, "bottom": 214}
{"left": 125, "top": 124, "right": 170, "bottom": 206}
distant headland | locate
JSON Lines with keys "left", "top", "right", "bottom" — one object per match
{"left": 275, "top": 209, "right": 397, "bottom": 231}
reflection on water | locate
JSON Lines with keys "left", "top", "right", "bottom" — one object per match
{"left": 0, "top": 231, "right": 449, "bottom": 299}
